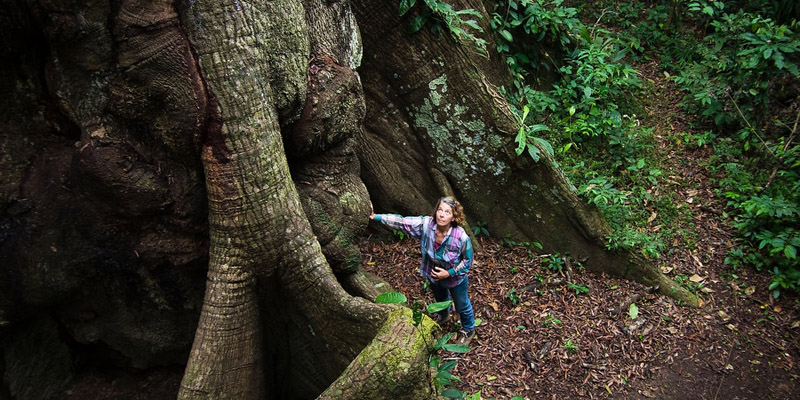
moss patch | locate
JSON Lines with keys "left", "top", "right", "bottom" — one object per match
{"left": 410, "top": 74, "right": 510, "bottom": 188}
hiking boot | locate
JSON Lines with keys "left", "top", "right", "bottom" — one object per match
{"left": 431, "top": 313, "right": 450, "bottom": 325}
{"left": 457, "top": 329, "right": 475, "bottom": 345}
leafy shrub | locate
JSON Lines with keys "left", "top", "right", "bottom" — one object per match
{"left": 400, "top": 0, "right": 487, "bottom": 56}
{"left": 582, "top": 0, "right": 800, "bottom": 295}
{"left": 672, "top": 12, "right": 799, "bottom": 129}
{"left": 491, "top": 0, "right": 641, "bottom": 154}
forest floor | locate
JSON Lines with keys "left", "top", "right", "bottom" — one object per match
{"left": 361, "top": 62, "right": 800, "bottom": 400}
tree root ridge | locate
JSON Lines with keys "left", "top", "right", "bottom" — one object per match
{"left": 317, "top": 307, "right": 439, "bottom": 400}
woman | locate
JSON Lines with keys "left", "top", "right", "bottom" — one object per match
{"left": 370, "top": 196, "right": 476, "bottom": 344}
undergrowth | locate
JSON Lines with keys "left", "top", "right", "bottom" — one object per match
{"left": 488, "top": 0, "right": 800, "bottom": 297}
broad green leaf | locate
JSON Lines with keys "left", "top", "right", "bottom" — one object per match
{"left": 533, "top": 136, "right": 554, "bottom": 156}
{"left": 466, "top": 391, "right": 483, "bottom": 400}
{"left": 427, "top": 300, "right": 453, "bottom": 313}
{"left": 375, "top": 291, "right": 407, "bottom": 304}
{"left": 456, "top": 8, "right": 483, "bottom": 18}
{"left": 784, "top": 245, "right": 796, "bottom": 259}
{"left": 409, "top": 14, "right": 429, "bottom": 33}
{"left": 612, "top": 49, "right": 628, "bottom": 62}
{"left": 436, "top": 369, "right": 461, "bottom": 383}
{"left": 527, "top": 145, "right": 541, "bottom": 162}
{"left": 442, "top": 389, "right": 465, "bottom": 399}
{"left": 775, "top": 53, "right": 785, "bottom": 69}
{"left": 628, "top": 303, "right": 639, "bottom": 320}
{"left": 515, "top": 136, "right": 526, "bottom": 156}
{"left": 515, "top": 52, "right": 531, "bottom": 64}
{"left": 500, "top": 29, "right": 513, "bottom": 42}
{"left": 463, "top": 20, "right": 483, "bottom": 32}
{"left": 580, "top": 26, "right": 590, "bottom": 42}
{"left": 434, "top": 332, "right": 456, "bottom": 350}
{"left": 433, "top": 1, "right": 451, "bottom": 14}
{"left": 528, "top": 123, "right": 549, "bottom": 133}
{"left": 442, "top": 343, "right": 471, "bottom": 353}
{"left": 439, "top": 360, "right": 458, "bottom": 372}
{"left": 398, "top": 0, "right": 416, "bottom": 16}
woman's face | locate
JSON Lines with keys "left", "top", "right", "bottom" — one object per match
{"left": 435, "top": 202, "right": 454, "bottom": 228}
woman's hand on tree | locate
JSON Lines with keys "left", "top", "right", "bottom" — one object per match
{"left": 369, "top": 201, "right": 375, "bottom": 220}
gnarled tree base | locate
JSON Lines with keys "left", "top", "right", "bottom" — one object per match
{"left": 318, "top": 307, "right": 440, "bottom": 400}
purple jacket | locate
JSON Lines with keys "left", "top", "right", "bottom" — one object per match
{"left": 374, "top": 214, "right": 474, "bottom": 288}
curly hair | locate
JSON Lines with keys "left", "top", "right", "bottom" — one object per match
{"left": 432, "top": 196, "right": 465, "bottom": 226}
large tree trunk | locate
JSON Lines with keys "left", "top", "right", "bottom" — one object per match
{"left": 176, "top": 0, "right": 406, "bottom": 398}
{"left": 1, "top": 0, "right": 696, "bottom": 399}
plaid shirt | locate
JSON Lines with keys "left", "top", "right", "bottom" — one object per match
{"left": 374, "top": 214, "right": 474, "bottom": 288}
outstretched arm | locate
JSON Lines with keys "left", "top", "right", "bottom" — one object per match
{"left": 370, "top": 202, "right": 427, "bottom": 239}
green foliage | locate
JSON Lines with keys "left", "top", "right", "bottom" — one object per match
{"left": 628, "top": 303, "right": 639, "bottom": 320}
{"left": 460, "top": 390, "right": 523, "bottom": 400}
{"left": 568, "top": 1, "right": 800, "bottom": 297}
{"left": 679, "top": 130, "right": 717, "bottom": 148}
{"left": 471, "top": 221, "right": 490, "bottom": 236}
{"left": 490, "top": 0, "right": 582, "bottom": 76}
{"left": 393, "top": 229, "right": 411, "bottom": 241}
{"left": 422, "top": 0, "right": 800, "bottom": 299}
{"left": 430, "top": 331, "right": 472, "bottom": 397}
{"left": 666, "top": 11, "right": 800, "bottom": 129}
{"left": 562, "top": 338, "right": 578, "bottom": 353}
{"left": 513, "top": 105, "right": 552, "bottom": 162}
{"left": 576, "top": 161, "right": 669, "bottom": 259}
{"left": 375, "top": 291, "right": 408, "bottom": 304}
{"left": 399, "top": 0, "right": 487, "bottom": 56}
{"left": 442, "top": 388, "right": 465, "bottom": 399}
{"left": 726, "top": 193, "right": 800, "bottom": 297}
{"left": 412, "top": 301, "right": 424, "bottom": 326}
{"left": 581, "top": 177, "right": 626, "bottom": 206}
{"left": 505, "top": 288, "right": 521, "bottom": 305}
{"left": 567, "top": 282, "right": 590, "bottom": 294}
{"left": 376, "top": 292, "right": 426, "bottom": 326}
{"left": 491, "top": 0, "right": 641, "bottom": 149}
{"left": 500, "top": 236, "right": 543, "bottom": 258}
{"left": 543, "top": 253, "right": 565, "bottom": 271}
{"left": 490, "top": 0, "right": 664, "bottom": 261}
{"left": 428, "top": 300, "right": 454, "bottom": 314}
{"left": 675, "top": 274, "right": 705, "bottom": 294}
{"left": 541, "top": 314, "right": 562, "bottom": 327}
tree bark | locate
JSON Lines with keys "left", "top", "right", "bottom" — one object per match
{"left": 176, "top": 1, "right": 391, "bottom": 398}
{"left": 317, "top": 307, "right": 439, "bottom": 400}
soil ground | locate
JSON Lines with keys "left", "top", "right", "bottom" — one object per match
{"left": 361, "top": 234, "right": 799, "bottom": 400}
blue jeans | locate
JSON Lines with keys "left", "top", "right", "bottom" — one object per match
{"left": 431, "top": 276, "right": 475, "bottom": 332}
